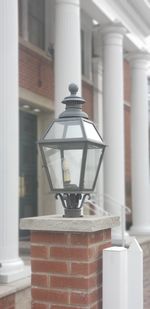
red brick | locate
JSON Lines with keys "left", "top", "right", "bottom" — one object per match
{"left": 50, "top": 275, "right": 98, "bottom": 290}
{"left": 31, "top": 231, "right": 68, "bottom": 245}
{"left": 32, "top": 303, "right": 49, "bottom": 309}
{"left": 70, "top": 291, "right": 89, "bottom": 305}
{"left": 88, "top": 231, "right": 104, "bottom": 244}
{"left": 71, "top": 287, "right": 102, "bottom": 306}
{"left": 31, "top": 245, "right": 49, "bottom": 259}
{"left": 71, "top": 259, "right": 102, "bottom": 276}
{"left": 31, "top": 260, "right": 68, "bottom": 274}
{"left": 32, "top": 288, "right": 69, "bottom": 304}
{"left": 71, "top": 262, "right": 89, "bottom": 275}
{"left": 89, "top": 287, "right": 102, "bottom": 304}
{"left": 50, "top": 247, "right": 89, "bottom": 261}
{"left": 0, "top": 294, "right": 15, "bottom": 309}
{"left": 91, "top": 301, "right": 102, "bottom": 309}
{"left": 32, "top": 274, "right": 49, "bottom": 288}
{"left": 103, "top": 229, "right": 111, "bottom": 241}
{"left": 70, "top": 230, "right": 104, "bottom": 246}
{"left": 19, "top": 44, "right": 54, "bottom": 101}
{"left": 70, "top": 233, "right": 89, "bottom": 246}
{"left": 50, "top": 242, "right": 111, "bottom": 261}
{"left": 51, "top": 306, "right": 82, "bottom": 309}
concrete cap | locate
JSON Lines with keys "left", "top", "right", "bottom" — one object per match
{"left": 20, "top": 215, "right": 120, "bottom": 233}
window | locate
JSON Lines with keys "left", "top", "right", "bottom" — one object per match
{"left": 28, "top": 0, "right": 45, "bottom": 50}
{"left": 81, "top": 30, "right": 85, "bottom": 76}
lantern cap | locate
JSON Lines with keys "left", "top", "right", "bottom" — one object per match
{"left": 59, "top": 83, "right": 88, "bottom": 119}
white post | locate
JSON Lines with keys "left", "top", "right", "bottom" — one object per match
{"left": 129, "top": 53, "right": 150, "bottom": 235}
{"left": 128, "top": 238, "right": 143, "bottom": 309}
{"left": 0, "top": 0, "right": 28, "bottom": 283}
{"left": 54, "top": 0, "right": 81, "bottom": 213}
{"left": 103, "top": 247, "right": 128, "bottom": 309}
{"left": 103, "top": 239, "right": 143, "bottom": 309}
{"left": 102, "top": 25, "right": 126, "bottom": 242}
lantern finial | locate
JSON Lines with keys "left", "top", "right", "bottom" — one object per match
{"left": 69, "top": 83, "right": 78, "bottom": 95}
{"left": 59, "top": 83, "right": 88, "bottom": 119}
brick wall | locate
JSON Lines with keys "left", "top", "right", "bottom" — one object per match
{"left": 31, "top": 229, "right": 111, "bottom": 309}
{"left": 19, "top": 44, "right": 54, "bottom": 101}
{"left": 0, "top": 294, "right": 15, "bottom": 309}
{"left": 19, "top": 44, "right": 93, "bottom": 118}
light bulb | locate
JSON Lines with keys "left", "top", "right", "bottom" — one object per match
{"left": 62, "top": 158, "right": 71, "bottom": 184}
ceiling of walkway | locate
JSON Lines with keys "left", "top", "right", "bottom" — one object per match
{"left": 81, "top": 0, "right": 150, "bottom": 54}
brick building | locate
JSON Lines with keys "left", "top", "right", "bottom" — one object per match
{"left": 0, "top": 0, "right": 150, "bottom": 284}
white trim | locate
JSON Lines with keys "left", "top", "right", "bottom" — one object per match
{"left": 19, "top": 87, "right": 54, "bottom": 112}
{"left": 19, "top": 37, "right": 52, "bottom": 62}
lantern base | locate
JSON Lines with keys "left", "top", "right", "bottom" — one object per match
{"left": 63, "top": 208, "right": 83, "bottom": 218}
{"left": 55, "top": 193, "right": 90, "bottom": 218}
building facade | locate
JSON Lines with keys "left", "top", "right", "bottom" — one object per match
{"left": 0, "top": 0, "right": 150, "bottom": 282}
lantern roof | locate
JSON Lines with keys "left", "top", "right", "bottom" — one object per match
{"left": 59, "top": 83, "right": 88, "bottom": 119}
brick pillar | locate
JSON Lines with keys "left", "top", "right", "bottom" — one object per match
{"left": 20, "top": 215, "right": 119, "bottom": 309}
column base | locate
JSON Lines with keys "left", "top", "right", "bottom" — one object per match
{"left": 0, "top": 258, "right": 31, "bottom": 284}
{"left": 130, "top": 225, "right": 150, "bottom": 236}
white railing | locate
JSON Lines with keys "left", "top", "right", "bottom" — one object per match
{"left": 84, "top": 193, "right": 131, "bottom": 247}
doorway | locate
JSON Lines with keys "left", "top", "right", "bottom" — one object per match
{"left": 19, "top": 111, "right": 37, "bottom": 238}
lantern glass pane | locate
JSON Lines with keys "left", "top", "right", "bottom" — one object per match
{"left": 84, "top": 146, "right": 102, "bottom": 189}
{"left": 83, "top": 121, "right": 103, "bottom": 142}
{"left": 62, "top": 149, "right": 83, "bottom": 189}
{"left": 43, "top": 146, "right": 83, "bottom": 190}
{"left": 43, "top": 146, "right": 63, "bottom": 189}
{"left": 44, "top": 120, "right": 83, "bottom": 140}
{"left": 65, "top": 123, "right": 83, "bottom": 138}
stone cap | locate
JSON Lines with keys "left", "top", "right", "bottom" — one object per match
{"left": 20, "top": 215, "right": 120, "bottom": 233}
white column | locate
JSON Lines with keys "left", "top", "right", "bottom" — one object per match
{"left": 55, "top": 0, "right": 81, "bottom": 117}
{"left": 20, "top": 0, "right": 28, "bottom": 41}
{"left": 54, "top": 0, "right": 82, "bottom": 213}
{"left": 0, "top": 0, "right": 28, "bottom": 283}
{"left": 92, "top": 58, "right": 104, "bottom": 212}
{"left": 129, "top": 53, "right": 150, "bottom": 235}
{"left": 102, "top": 26, "right": 126, "bottom": 242}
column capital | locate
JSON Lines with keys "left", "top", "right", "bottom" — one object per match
{"left": 101, "top": 24, "right": 127, "bottom": 46}
{"left": 56, "top": 0, "right": 79, "bottom": 6}
{"left": 126, "top": 52, "right": 150, "bottom": 70}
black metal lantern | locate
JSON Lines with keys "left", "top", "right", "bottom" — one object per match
{"left": 38, "top": 83, "right": 106, "bottom": 217}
